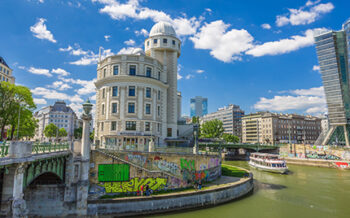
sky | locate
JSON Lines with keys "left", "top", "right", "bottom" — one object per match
{"left": 0, "top": 0, "right": 349, "bottom": 117}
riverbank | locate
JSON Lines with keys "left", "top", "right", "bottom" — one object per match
{"left": 87, "top": 173, "right": 254, "bottom": 216}
{"left": 283, "top": 157, "right": 350, "bottom": 169}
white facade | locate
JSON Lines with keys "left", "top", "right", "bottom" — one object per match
{"left": 95, "top": 22, "right": 182, "bottom": 146}
{"left": 34, "top": 101, "right": 77, "bottom": 141}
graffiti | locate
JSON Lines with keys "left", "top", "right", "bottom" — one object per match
{"left": 100, "top": 177, "right": 167, "bottom": 193}
{"left": 126, "top": 154, "right": 147, "bottom": 166}
{"left": 98, "top": 164, "right": 130, "bottom": 182}
{"left": 199, "top": 164, "right": 207, "bottom": 170}
{"left": 306, "top": 153, "right": 340, "bottom": 160}
{"left": 155, "top": 160, "right": 179, "bottom": 175}
{"left": 195, "top": 171, "right": 208, "bottom": 181}
{"left": 168, "top": 177, "right": 188, "bottom": 188}
{"left": 208, "top": 158, "right": 220, "bottom": 168}
{"left": 180, "top": 158, "right": 195, "bottom": 171}
{"left": 334, "top": 162, "right": 349, "bottom": 169}
{"left": 154, "top": 156, "right": 161, "bottom": 160}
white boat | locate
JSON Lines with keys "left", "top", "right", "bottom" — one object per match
{"left": 249, "top": 152, "right": 288, "bottom": 174}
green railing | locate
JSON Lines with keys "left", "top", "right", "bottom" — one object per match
{"left": 32, "top": 142, "right": 70, "bottom": 154}
{"left": 0, "top": 142, "right": 10, "bottom": 158}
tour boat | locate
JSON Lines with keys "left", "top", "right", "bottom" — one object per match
{"left": 249, "top": 152, "right": 288, "bottom": 174}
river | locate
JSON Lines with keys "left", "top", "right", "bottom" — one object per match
{"left": 154, "top": 161, "right": 350, "bottom": 218}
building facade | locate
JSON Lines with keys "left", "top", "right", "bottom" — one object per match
{"left": 0, "top": 56, "right": 15, "bottom": 84}
{"left": 200, "top": 104, "right": 244, "bottom": 140}
{"left": 34, "top": 101, "right": 77, "bottom": 141}
{"left": 242, "top": 112, "right": 321, "bottom": 145}
{"left": 314, "top": 18, "right": 350, "bottom": 146}
{"left": 94, "top": 22, "right": 182, "bottom": 147}
{"left": 190, "top": 96, "right": 208, "bottom": 117}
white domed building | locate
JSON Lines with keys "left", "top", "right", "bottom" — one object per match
{"left": 94, "top": 22, "right": 183, "bottom": 147}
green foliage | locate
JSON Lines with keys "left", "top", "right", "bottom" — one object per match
{"left": 90, "top": 129, "right": 94, "bottom": 141}
{"left": 200, "top": 119, "right": 224, "bottom": 139}
{"left": 58, "top": 128, "right": 67, "bottom": 137}
{"left": 44, "top": 123, "right": 58, "bottom": 138}
{"left": 192, "top": 116, "right": 200, "bottom": 124}
{"left": 221, "top": 165, "right": 248, "bottom": 178}
{"left": 0, "top": 82, "right": 36, "bottom": 140}
{"left": 74, "top": 127, "right": 82, "bottom": 139}
{"left": 222, "top": 133, "right": 240, "bottom": 143}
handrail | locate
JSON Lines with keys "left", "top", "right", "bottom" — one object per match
{"left": 32, "top": 142, "right": 70, "bottom": 154}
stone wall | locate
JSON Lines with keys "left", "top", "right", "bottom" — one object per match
{"left": 89, "top": 150, "right": 221, "bottom": 198}
{"left": 87, "top": 175, "right": 253, "bottom": 216}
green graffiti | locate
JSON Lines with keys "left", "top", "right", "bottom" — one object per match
{"left": 100, "top": 177, "right": 167, "bottom": 193}
{"left": 180, "top": 158, "right": 195, "bottom": 171}
{"left": 98, "top": 164, "right": 130, "bottom": 182}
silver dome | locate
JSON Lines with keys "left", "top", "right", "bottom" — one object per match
{"left": 149, "top": 21, "right": 176, "bottom": 37}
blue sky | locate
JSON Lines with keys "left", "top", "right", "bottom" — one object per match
{"left": 1, "top": 0, "right": 349, "bottom": 117}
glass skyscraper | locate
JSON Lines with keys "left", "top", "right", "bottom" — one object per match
{"left": 190, "top": 96, "right": 208, "bottom": 117}
{"left": 314, "top": 18, "right": 350, "bottom": 146}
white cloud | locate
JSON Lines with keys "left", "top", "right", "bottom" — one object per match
{"left": 34, "top": 98, "right": 47, "bottom": 105}
{"left": 196, "top": 69, "right": 204, "bottom": 74}
{"left": 177, "top": 73, "right": 183, "bottom": 80}
{"left": 104, "top": 35, "right": 111, "bottom": 41}
{"left": 59, "top": 77, "right": 97, "bottom": 95}
{"left": 92, "top": 0, "right": 202, "bottom": 36}
{"left": 276, "top": 1, "right": 334, "bottom": 27}
{"left": 51, "top": 68, "right": 70, "bottom": 77}
{"left": 135, "top": 28, "right": 149, "bottom": 37}
{"left": 254, "top": 86, "right": 327, "bottom": 115}
{"left": 69, "top": 48, "right": 114, "bottom": 65}
{"left": 124, "top": 39, "right": 136, "bottom": 46}
{"left": 38, "top": 0, "right": 44, "bottom": 3}
{"left": 185, "top": 74, "right": 194, "bottom": 79}
{"left": 117, "top": 47, "right": 143, "bottom": 55}
{"left": 69, "top": 103, "right": 83, "bottom": 116}
{"left": 30, "top": 18, "right": 57, "bottom": 43}
{"left": 205, "top": 8, "right": 212, "bottom": 12}
{"left": 190, "top": 20, "right": 254, "bottom": 62}
{"left": 28, "top": 67, "right": 52, "bottom": 77}
{"left": 246, "top": 28, "right": 327, "bottom": 57}
{"left": 313, "top": 65, "right": 320, "bottom": 71}
{"left": 59, "top": 44, "right": 89, "bottom": 56}
{"left": 59, "top": 46, "right": 73, "bottom": 52}
{"left": 48, "top": 81, "right": 72, "bottom": 91}
{"left": 31, "top": 87, "right": 71, "bottom": 100}
{"left": 261, "top": 23, "right": 271, "bottom": 29}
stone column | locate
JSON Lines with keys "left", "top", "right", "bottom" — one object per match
{"left": 12, "top": 163, "right": 28, "bottom": 218}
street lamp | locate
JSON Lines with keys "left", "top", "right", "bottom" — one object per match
{"left": 82, "top": 99, "right": 93, "bottom": 116}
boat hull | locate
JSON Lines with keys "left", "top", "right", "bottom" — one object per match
{"left": 249, "top": 161, "right": 288, "bottom": 174}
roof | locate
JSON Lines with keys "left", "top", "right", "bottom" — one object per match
{"left": 149, "top": 21, "right": 176, "bottom": 37}
{"left": 0, "top": 56, "right": 9, "bottom": 68}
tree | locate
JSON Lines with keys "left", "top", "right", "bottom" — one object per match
{"left": 192, "top": 116, "right": 200, "bottom": 124}
{"left": 44, "top": 123, "right": 58, "bottom": 140}
{"left": 200, "top": 119, "right": 224, "bottom": 139}
{"left": 58, "top": 128, "right": 67, "bottom": 138}
{"left": 0, "top": 82, "right": 36, "bottom": 140}
{"left": 74, "top": 127, "right": 83, "bottom": 139}
{"left": 222, "top": 133, "right": 239, "bottom": 143}
{"left": 90, "top": 129, "right": 94, "bottom": 141}
{"left": 8, "top": 114, "right": 38, "bottom": 140}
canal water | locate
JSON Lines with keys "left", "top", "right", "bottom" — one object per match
{"left": 154, "top": 161, "right": 350, "bottom": 218}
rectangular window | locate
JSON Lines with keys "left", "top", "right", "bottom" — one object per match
{"left": 147, "top": 41, "right": 149, "bottom": 46}
{"left": 102, "top": 104, "right": 105, "bottom": 115}
{"left": 146, "top": 104, "right": 151, "bottom": 114}
{"left": 158, "top": 90, "right": 161, "bottom": 100}
{"left": 111, "top": 121, "right": 117, "bottom": 131}
{"left": 103, "top": 68, "right": 106, "bottom": 77}
{"left": 102, "top": 88, "right": 105, "bottom": 98}
{"left": 146, "top": 87, "right": 151, "bottom": 98}
{"left": 158, "top": 71, "right": 161, "bottom": 80}
{"left": 154, "top": 39, "right": 158, "bottom": 44}
{"left": 163, "top": 38, "right": 167, "bottom": 44}
{"left": 128, "top": 103, "right": 135, "bottom": 113}
{"left": 145, "top": 122, "right": 151, "bottom": 131}
{"left": 167, "top": 128, "right": 172, "bottom": 137}
{"left": 157, "top": 123, "right": 160, "bottom": 132}
{"left": 157, "top": 105, "right": 160, "bottom": 116}
{"left": 129, "top": 86, "right": 135, "bottom": 96}
{"left": 129, "top": 65, "right": 136, "bottom": 75}
{"left": 101, "top": 122, "right": 104, "bottom": 131}
{"left": 126, "top": 121, "right": 136, "bottom": 130}
{"left": 113, "top": 65, "right": 119, "bottom": 75}
{"left": 112, "top": 103, "right": 118, "bottom": 113}
{"left": 112, "top": 86, "right": 118, "bottom": 96}
{"left": 146, "top": 67, "right": 152, "bottom": 77}
{"left": 172, "top": 40, "right": 175, "bottom": 45}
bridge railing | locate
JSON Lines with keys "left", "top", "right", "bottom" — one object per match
{"left": 0, "top": 141, "right": 70, "bottom": 158}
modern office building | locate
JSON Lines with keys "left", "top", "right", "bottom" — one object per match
{"left": 94, "top": 22, "right": 183, "bottom": 146}
{"left": 314, "top": 18, "right": 350, "bottom": 146}
{"left": 200, "top": 104, "right": 244, "bottom": 140}
{"left": 190, "top": 96, "right": 208, "bottom": 117}
{"left": 242, "top": 112, "right": 321, "bottom": 145}
{"left": 0, "top": 56, "right": 15, "bottom": 84}
{"left": 34, "top": 101, "right": 78, "bottom": 141}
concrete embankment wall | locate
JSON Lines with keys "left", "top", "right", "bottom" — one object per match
{"left": 89, "top": 150, "right": 222, "bottom": 198}
{"left": 87, "top": 175, "right": 253, "bottom": 216}
{"left": 284, "top": 157, "right": 350, "bottom": 169}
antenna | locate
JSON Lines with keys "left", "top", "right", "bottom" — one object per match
{"left": 99, "top": 46, "right": 103, "bottom": 62}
